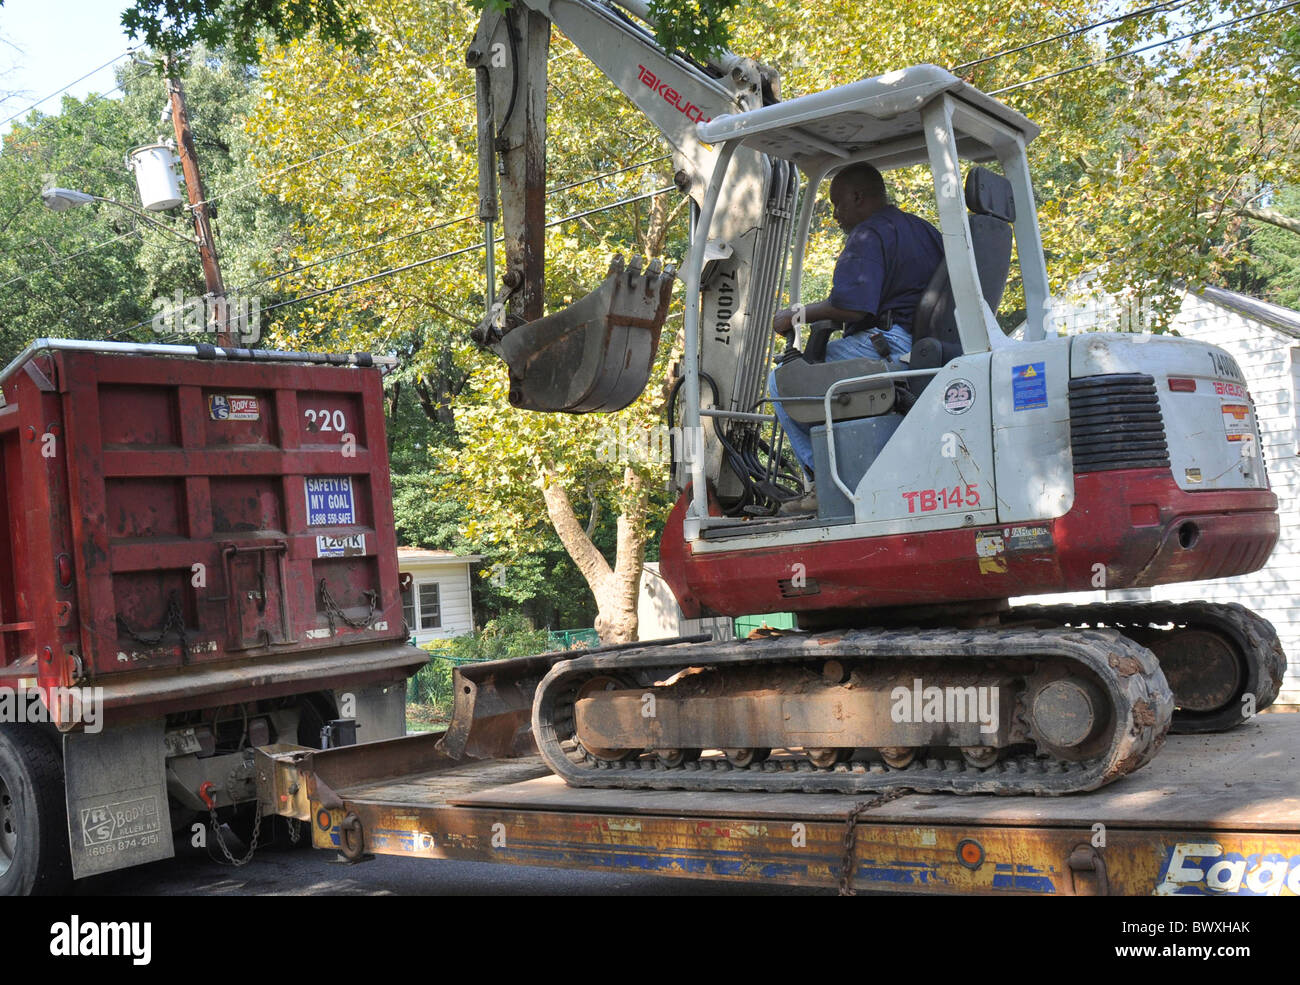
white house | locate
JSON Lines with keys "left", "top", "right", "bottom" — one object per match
{"left": 397, "top": 548, "right": 481, "bottom": 644}
{"left": 1015, "top": 283, "right": 1300, "bottom": 707}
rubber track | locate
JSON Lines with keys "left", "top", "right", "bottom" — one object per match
{"left": 532, "top": 626, "right": 1174, "bottom": 796}
{"left": 1011, "top": 601, "right": 1287, "bottom": 734}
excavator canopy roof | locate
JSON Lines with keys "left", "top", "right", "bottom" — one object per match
{"left": 697, "top": 64, "right": 1039, "bottom": 173}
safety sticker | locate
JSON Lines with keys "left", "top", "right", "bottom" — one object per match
{"left": 306, "top": 476, "right": 356, "bottom": 526}
{"left": 1004, "top": 524, "right": 1053, "bottom": 553}
{"left": 316, "top": 533, "right": 366, "bottom": 558}
{"left": 208, "top": 393, "right": 260, "bottom": 420}
{"left": 975, "top": 531, "right": 1007, "bottom": 574}
{"left": 1012, "top": 362, "right": 1047, "bottom": 411}
{"left": 1220, "top": 403, "right": 1252, "bottom": 442}
{"left": 943, "top": 378, "right": 976, "bottom": 415}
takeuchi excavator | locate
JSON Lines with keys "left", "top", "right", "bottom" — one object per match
{"left": 450, "top": 0, "right": 1287, "bottom": 794}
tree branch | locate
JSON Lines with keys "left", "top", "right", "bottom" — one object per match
{"left": 1236, "top": 204, "right": 1300, "bottom": 236}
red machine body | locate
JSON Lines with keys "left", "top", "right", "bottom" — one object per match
{"left": 660, "top": 470, "right": 1279, "bottom": 619}
{"left": 0, "top": 347, "right": 423, "bottom": 726}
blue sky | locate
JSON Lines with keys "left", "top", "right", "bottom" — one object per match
{"left": 0, "top": 0, "right": 136, "bottom": 134}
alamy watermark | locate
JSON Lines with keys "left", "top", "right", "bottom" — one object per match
{"left": 890, "top": 678, "right": 1000, "bottom": 734}
{"left": 595, "top": 421, "right": 704, "bottom": 465}
{"left": 0, "top": 685, "right": 105, "bottom": 733}
{"left": 151, "top": 289, "right": 261, "bottom": 344}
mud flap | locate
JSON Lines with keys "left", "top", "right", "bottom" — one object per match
{"left": 475, "top": 255, "right": 676, "bottom": 413}
{"left": 64, "top": 720, "right": 173, "bottom": 879}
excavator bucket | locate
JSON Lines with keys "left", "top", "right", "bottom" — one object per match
{"left": 474, "top": 255, "right": 676, "bottom": 413}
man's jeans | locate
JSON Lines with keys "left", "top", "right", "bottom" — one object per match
{"left": 768, "top": 328, "right": 910, "bottom": 474}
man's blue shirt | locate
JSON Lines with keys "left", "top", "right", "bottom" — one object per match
{"left": 828, "top": 205, "right": 945, "bottom": 344}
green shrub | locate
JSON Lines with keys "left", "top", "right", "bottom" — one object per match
{"left": 405, "top": 613, "right": 552, "bottom": 720}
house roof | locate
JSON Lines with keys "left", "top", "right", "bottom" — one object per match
{"left": 397, "top": 548, "right": 483, "bottom": 563}
{"left": 1196, "top": 285, "right": 1300, "bottom": 341}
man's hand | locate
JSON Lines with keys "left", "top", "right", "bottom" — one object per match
{"left": 772, "top": 301, "right": 868, "bottom": 340}
{"left": 772, "top": 307, "right": 797, "bottom": 339}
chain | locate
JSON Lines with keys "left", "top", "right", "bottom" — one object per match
{"left": 116, "top": 591, "right": 187, "bottom": 646}
{"left": 319, "top": 579, "right": 380, "bottom": 632}
{"left": 839, "top": 787, "right": 911, "bottom": 896}
{"left": 208, "top": 764, "right": 260, "bottom": 866}
{"left": 287, "top": 817, "right": 302, "bottom": 845}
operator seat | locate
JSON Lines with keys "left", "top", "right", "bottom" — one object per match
{"left": 770, "top": 166, "right": 1017, "bottom": 423}
{"left": 906, "top": 167, "right": 1016, "bottom": 394}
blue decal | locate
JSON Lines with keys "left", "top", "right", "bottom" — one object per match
{"left": 305, "top": 475, "right": 355, "bottom": 526}
{"left": 1012, "top": 362, "right": 1047, "bottom": 411}
{"left": 992, "top": 862, "right": 1057, "bottom": 893}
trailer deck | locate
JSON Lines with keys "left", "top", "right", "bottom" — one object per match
{"left": 257, "top": 714, "right": 1300, "bottom": 896}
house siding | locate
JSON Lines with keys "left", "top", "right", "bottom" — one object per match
{"left": 1020, "top": 291, "right": 1300, "bottom": 706}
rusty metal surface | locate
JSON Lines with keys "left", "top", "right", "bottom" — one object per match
{"left": 481, "top": 256, "right": 676, "bottom": 413}
{"left": 574, "top": 666, "right": 1022, "bottom": 752}
{"left": 440, "top": 635, "right": 711, "bottom": 761}
{"left": 440, "top": 652, "right": 570, "bottom": 760}
{"left": 90, "top": 642, "right": 425, "bottom": 723}
{"left": 267, "top": 715, "right": 1300, "bottom": 895}
{"left": 0, "top": 347, "right": 413, "bottom": 719}
{"left": 455, "top": 715, "right": 1300, "bottom": 830}
{"left": 305, "top": 793, "right": 1300, "bottom": 895}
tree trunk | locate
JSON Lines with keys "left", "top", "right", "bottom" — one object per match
{"left": 540, "top": 465, "right": 649, "bottom": 644}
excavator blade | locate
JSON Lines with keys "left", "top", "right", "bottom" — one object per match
{"left": 476, "top": 255, "right": 676, "bottom": 413}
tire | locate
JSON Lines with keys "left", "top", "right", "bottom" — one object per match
{"left": 0, "top": 725, "right": 73, "bottom": 896}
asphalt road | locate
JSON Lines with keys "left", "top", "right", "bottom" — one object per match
{"left": 69, "top": 828, "right": 828, "bottom": 896}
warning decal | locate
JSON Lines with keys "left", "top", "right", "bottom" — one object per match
{"left": 1221, "top": 403, "right": 1253, "bottom": 442}
{"left": 1012, "top": 362, "right": 1047, "bottom": 411}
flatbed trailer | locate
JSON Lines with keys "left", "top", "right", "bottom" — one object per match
{"left": 256, "top": 712, "right": 1300, "bottom": 896}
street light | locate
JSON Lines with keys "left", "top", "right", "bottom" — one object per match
{"left": 40, "top": 187, "right": 197, "bottom": 244}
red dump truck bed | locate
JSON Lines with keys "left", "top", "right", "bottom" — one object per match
{"left": 0, "top": 340, "right": 424, "bottom": 723}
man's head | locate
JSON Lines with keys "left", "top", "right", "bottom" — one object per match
{"left": 829, "top": 163, "right": 887, "bottom": 234}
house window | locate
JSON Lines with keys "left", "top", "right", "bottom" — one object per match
{"left": 400, "top": 582, "right": 416, "bottom": 632}
{"left": 418, "top": 582, "right": 442, "bottom": 629}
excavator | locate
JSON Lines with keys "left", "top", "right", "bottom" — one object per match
{"left": 450, "top": 0, "right": 1287, "bottom": 794}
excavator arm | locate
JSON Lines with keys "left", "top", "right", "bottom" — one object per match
{"left": 466, "top": 0, "right": 798, "bottom": 504}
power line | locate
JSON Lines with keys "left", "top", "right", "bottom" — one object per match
{"left": 4, "top": 62, "right": 153, "bottom": 146}
{"left": 108, "top": 154, "right": 677, "bottom": 335}
{"left": 200, "top": 95, "right": 472, "bottom": 208}
{"left": 0, "top": 229, "right": 142, "bottom": 290}
{"left": 202, "top": 45, "right": 581, "bottom": 209}
{"left": 949, "top": 1, "right": 1191, "bottom": 73}
{"left": 0, "top": 46, "right": 140, "bottom": 128}
{"left": 990, "top": 0, "right": 1300, "bottom": 94}
{"left": 250, "top": 154, "right": 671, "bottom": 288}
{"left": 258, "top": 186, "right": 675, "bottom": 315}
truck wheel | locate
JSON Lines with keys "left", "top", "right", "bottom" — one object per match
{"left": 0, "top": 726, "right": 72, "bottom": 896}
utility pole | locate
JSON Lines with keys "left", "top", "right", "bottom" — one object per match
{"left": 165, "top": 59, "right": 232, "bottom": 346}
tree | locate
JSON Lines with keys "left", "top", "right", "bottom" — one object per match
{"left": 120, "top": 0, "right": 372, "bottom": 63}
{"left": 247, "top": 0, "right": 683, "bottom": 643}
{"left": 154, "top": 0, "right": 1300, "bottom": 643}
{"left": 0, "top": 47, "right": 299, "bottom": 363}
